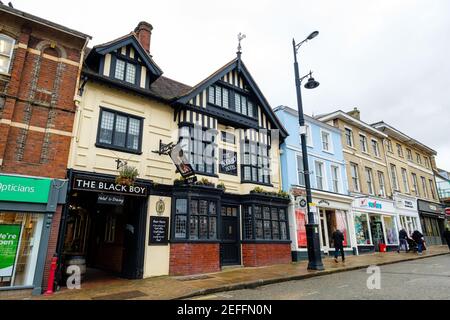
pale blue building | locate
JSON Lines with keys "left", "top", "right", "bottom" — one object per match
{"left": 274, "top": 106, "right": 357, "bottom": 260}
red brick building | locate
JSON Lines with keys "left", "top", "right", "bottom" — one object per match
{"left": 0, "top": 3, "right": 90, "bottom": 295}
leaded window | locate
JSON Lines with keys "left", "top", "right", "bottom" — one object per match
{"left": 114, "top": 58, "right": 137, "bottom": 84}
{"left": 243, "top": 205, "right": 288, "bottom": 241}
{"left": 241, "top": 140, "right": 271, "bottom": 184}
{"left": 179, "top": 126, "right": 217, "bottom": 175}
{"left": 174, "top": 198, "right": 218, "bottom": 240}
{"left": 209, "top": 85, "right": 229, "bottom": 109}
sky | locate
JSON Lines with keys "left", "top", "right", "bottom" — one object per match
{"left": 11, "top": 0, "right": 450, "bottom": 169}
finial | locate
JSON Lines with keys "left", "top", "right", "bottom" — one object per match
{"left": 237, "top": 32, "right": 246, "bottom": 57}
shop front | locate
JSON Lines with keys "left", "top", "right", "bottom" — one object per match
{"left": 57, "top": 170, "right": 151, "bottom": 284}
{"left": 352, "top": 197, "right": 399, "bottom": 254}
{"left": 0, "top": 174, "right": 67, "bottom": 295}
{"left": 289, "top": 188, "right": 355, "bottom": 261}
{"left": 394, "top": 193, "right": 421, "bottom": 237}
{"left": 417, "top": 200, "right": 445, "bottom": 246}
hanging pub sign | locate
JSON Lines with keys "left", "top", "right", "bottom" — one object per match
{"left": 149, "top": 216, "right": 169, "bottom": 245}
{"left": 219, "top": 149, "right": 238, "bottom": 176}
{"left": 169, "top": 144, "right": 195, "bottom": 179}
{"left": 97, "top": 194, "right": 125, "bottom": 206}
{"left": 72, "top": 174, "right": 149, "bottom": 197}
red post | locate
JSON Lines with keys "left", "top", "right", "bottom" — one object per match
{"left": 44, "top": 256, "right": 58, "bottom": 295}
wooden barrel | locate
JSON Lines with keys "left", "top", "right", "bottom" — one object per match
{"left": 65, "top": 255, "right": 86, "bottom": 279}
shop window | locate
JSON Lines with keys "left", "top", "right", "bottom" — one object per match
{"left": 0, "top": 34, "right": 15, "bottom": 74}
{"left": 0, "top": 213, "right": 43, "bottom": 287}
{"left": 173, "top": 198, "right": 218, "bottom": 240}
{"left": 295, "top": 208, "right": 307, "bottom": 248}
{"left": 326, "top": 210, "right": 350, "bottom": 248}
{"left": 383, "top": 216, "right": 398, "bottom": 245}
{"left": 243, "top": 205, "right": 288, "bottom": 241}
{"left": 241, "top": 140, "right": 271, "bottom": 185}
{"left": 97, "top": 108, "right": 143, "bottom": 154}
{"left": 354, "top": 213, "right": 371, "bottom": 245}
{"left": 179, "top": 126, "right": 217, "bottom": 175}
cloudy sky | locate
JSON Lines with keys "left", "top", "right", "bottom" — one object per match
{"left": 12, "top": 0, "right": 450, "bottom": 168}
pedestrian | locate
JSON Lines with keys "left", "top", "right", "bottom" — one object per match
{"left": 332, "top": 228, "right": 345, "bottom": 263}
{"left": 442, "top": 228, "right": 450, "bottom": 251}
{"left": 397, "top": 228, "right": 409, "bottom": 253}
{"left": 412, "top": 230, "right": 425, "bottom": 255}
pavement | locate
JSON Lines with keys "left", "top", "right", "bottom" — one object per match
{"left": 2, "top": 245, "right": 449, "bottom": 300}
{"left": 192, "top": 255, "right": 450, "bottom": 300}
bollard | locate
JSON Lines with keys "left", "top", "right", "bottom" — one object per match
{"left": 44, "top": 256, "right": 58, "bottom": 295}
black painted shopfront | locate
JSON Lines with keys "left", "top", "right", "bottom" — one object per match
{"left": 57, "top": 170, "right": 151, "bottom": 284}
{"left": 418, "top": 199, "right": 445, "bottom": 246}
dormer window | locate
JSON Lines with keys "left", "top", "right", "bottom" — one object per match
{"left": 115, "top": 58, "right": 137, "bottom": 84}
{"left": 209, "top": 85, "right": 229, "bottom": 109}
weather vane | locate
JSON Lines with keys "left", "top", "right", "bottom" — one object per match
{"left": 237, "top": 32, "right": 246, "bottom": 55}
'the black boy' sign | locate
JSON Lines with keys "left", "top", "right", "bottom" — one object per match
{"left": 219, "top": 149, "right": 238, "bottom": 176}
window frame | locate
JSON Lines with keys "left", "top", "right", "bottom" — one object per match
{"left": 411, "top": 173, "right": 420, "bottom": 196}
{"left": 406, "top": 149, "right": 413, "bottom": 161}
{"left": 429, "top": 179, "right": 436, "bottom": 200}
{"left": 344, "top": 127, "right": 354, "bottom": 148}
{"left": 350, "top": 162, "right": 360, "bottom": 192}
{"left": 365, "top": 167, "right": 375, "bottom": 195}
{"left": 359, "top": 134, "right": 368, "bottom": 153}
{"left": 371, "top": 139, "right": 380, "bottom": 157}
{"left": 296, "top": 154, "right": 305, "bottom": 187}
{"left": 315, "top": 160, "right": 325, "bottom": 191}
{"left": 0, "top": 34, "right": 15, "bottom": 75}
{"left": 377, "top": 171, "right": 386, "bottom": 197}
{"left": 396, "top": 144, "right": 404, "bottom": 158}
{"left": 390, "top": 164, "right": 399, "bottom": 191}
{"left": 421, "top": 176, "right": 428, "bottom": 198}
{"left": 241, "top": 139, "right": 271, "bottom": 186}
{"left": 114, "top": 57, "right": 138, "bottom": 85}
{"left": 331, "top": 165, "right": 340, "bottom": 193}
{"left": 320, "top": 129, "right": 333, "bottom": 153}
{"left": 401, "top": 168, "right": 410, "bottom": 193}
{"left": 96, "top": 107, "right": 144, "bottom": 154}
{"left": 243, "top": 204, "right": 289, "bottom": 242}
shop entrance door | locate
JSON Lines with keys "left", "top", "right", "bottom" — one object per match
{"left": 220, "top": 206, "right": 240, "bottom": 266}
{"left": 319, "top": 209, "right": 330, "bottom": 253}
{"left": 370, "top": 215, "right": 384, "bottom": 251}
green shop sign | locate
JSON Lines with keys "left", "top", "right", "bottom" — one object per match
{"left": 0, "top": 175, "right": 51, "bottom": 203}
{"left": 0, "top": 224, "right": 22, "bottom": 277}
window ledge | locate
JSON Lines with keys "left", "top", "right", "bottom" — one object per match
{"left": 95, "top": 143, "right": 143, "bottom": 155}
{"left": 0, "top": 71, "right": 12, "bottom": 77}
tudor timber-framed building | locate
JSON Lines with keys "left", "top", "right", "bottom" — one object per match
{"left": 57, "top": 21, "right": 291, "bottom": 282}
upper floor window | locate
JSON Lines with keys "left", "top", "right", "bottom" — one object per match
{"left": 390, "top": 164, "right": 399, "bottom": 191}
{"left": 179, "top": 126, "right": 217, "bottom": 175}
{"left": 0, "top": 34, "right": 15, "bottom": 74}
{"left": 234, "top": 92, "right": 254, "bottom": 118}
{"left": 221, "top": 131, "right": 236, "bottom": 144}
{"left": 401, "top": 168, "right": 410, "bottom": 193}
{"left": 331, "top": 165, "right": 340, "bottom": 193}
{"left": 209, "top": 85, "right": 229, "bottom": 109}
{"left": 365, "top": 167, "right": 374, "bottom": 195}
{"left": 297, "top": 154, "right": 305, "bottom": 187}
{"left": 359, "top": 134, "right": 368, "bottom": 153}
{"left": 115, "top": 59, "right": 137, "bottom": 84}
{"left": 315, "top": 161, "right": 325, "bottom": 190}
{"left": 397, "top": 144, "right": 404, "bottom": 158}
{"left": 421, "top": 176, "right": 428, "bottom": 198}
{"left": 302, "top": 124, "right": 313, "bottom": 147}
{"left": 411, "top": 173, "right": 419, "bottom": 196}
{"left": 386, "top": 139, "right": 393, "bottom": 153}
{"left": 416, "top": 153, "right": 422, "bottom": 165}
{"left": 242, "top": 140, "right": 270, "bottom": 185}
{"left": 371, "top": 140, "right": 380, "bottom": 157}
{"left": 424, "top": 157, "right": 430, "bottom": 169}
{"left": 321, "top": 131, "right": 332, "bottom": 152}
{"left": 429, "top": 179, "right": 436, "bottom": 200}
{"left": 406, "top": 149, "right": 413, "bottom": 161}
{"left": 350, "top": 163, "right": 360, "bottom": 192}
{"left": 97, "top": 108, "right": 143, "bottom": 154}
{"left": 378, "top": 171, "right": 386, "bottom": 197}
{"left": 345, "top": 128, "right": 354, "bottom": 147}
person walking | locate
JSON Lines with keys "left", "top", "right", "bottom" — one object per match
{"left": 397, "top": 228, "right": 409, "bottom": 253}
{"left": 332, "top": 228, "right": 345, "bottom": 263}
{"left": 412, "top": 230, "right": 425, "bottom": 255}
{"left": 442, "top": 228, "right": 450, "bottom": 250}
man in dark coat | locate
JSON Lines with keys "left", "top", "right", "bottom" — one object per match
{"left": 332, "top": 229, "right": 345, "bottom": 263}
{"left": 443, "top": 228, "right": 450, "bottom": 250}
{"left": 412, "top": 230, "right": 425, "bottom": 255}
{"left": 398, "top": 229, "right": 409, "bottom": 253}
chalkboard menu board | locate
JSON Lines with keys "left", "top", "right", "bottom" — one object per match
{"left": 149, "top": 217, "right": 169, "bottom": 245}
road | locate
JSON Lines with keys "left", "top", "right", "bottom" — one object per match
{"left": 191, "top": 255, "right": 450, "bottom": 300}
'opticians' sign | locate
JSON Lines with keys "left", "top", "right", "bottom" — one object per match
{"left": 73, "top": 175, "right": 148, "bottom": 197}
{"left": 0, "top": 175, "right": 51, "bottom": 203}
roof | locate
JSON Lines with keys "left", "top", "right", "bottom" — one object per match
{"left": 273, "top": 105, "right": 341, "bottom": 134}
{"left": 372, "top": 121, "right": 437, "bottom": 155}
{"left": 316, "top": 110, "right": 388, "bottom": 139}
{"left": 176, "top": 56, "right": 289, "bottom": 138}
{"left": 0, "top": 3, "right": 91, "bottom": 39}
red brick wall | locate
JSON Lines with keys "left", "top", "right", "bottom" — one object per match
{"left": 41, "top": 205, "right": 62, "bottom": 291}
{"left": 242, "top": 243, "right": 291, "bottom": 267}
{"left": 169, "top": 243, "right": 220, "bottom": 276}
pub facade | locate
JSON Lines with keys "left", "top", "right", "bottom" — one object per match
{"left": 58, "top": 21, "right": 291, "bottom": 283}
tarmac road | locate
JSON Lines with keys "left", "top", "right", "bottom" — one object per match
{"left": 191, "top": 255, "right": 450, "bottom": 300}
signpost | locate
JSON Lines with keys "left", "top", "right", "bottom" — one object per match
{"left": 0, "top": 224, "right": 22, "bottom": 278}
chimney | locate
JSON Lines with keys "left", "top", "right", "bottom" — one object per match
{"left": 347, "top": 107, "right": 361, "bottom": 120}
{"left": 134, "top": 21, "right": 153, "bottom": 54}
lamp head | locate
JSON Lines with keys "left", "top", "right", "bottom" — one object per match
{"left": 307, "top": 31, "right": 319, "bottom": 41}
{"left": 304, "top": 76, "right": 320, "bottom": 90}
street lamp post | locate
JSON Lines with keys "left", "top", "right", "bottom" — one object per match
{"left": 292, "top": 32, "right": 324, "bottom": 271}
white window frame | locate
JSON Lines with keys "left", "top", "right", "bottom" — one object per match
{"left": 421, "top": 176, "right": 428, "bottom": 198}
{"left": 411, "top": 173, "right": 419, "bottom": 196}
{"left": 365, "top": 167, "right": 375, "bottom": 195}
{"left": 390, "top": 164, "right": 399, "bottom": 191}
{"left": 371, "top": 139, "right": 380, "bottom": 158}
{"left": 296, "top": 153, "right": 306, "bottom": 187}
{"left": 377, "top": 171, "right": 386, "bottom": 197}
{"left": 396, "top": 144, "right": 404, "bottom": 158}
{"left": 429, "top": 179, "right": 436, "bottom": 200}
{"left": 305, "top": 124, "right": 313, "bottom": 147}
{"left": 320, "top": 129, "right": 333, "bottom": 154}
{"left": 0, "top": 34, "right": 15, "bottom": 75}
{"left": 344, "top": 126, "right": 354, "bottom": 148}
{"left": 359, "top": 133, "right": 368, "bottom": 154}
{"left": 330, "top": 165, "right": 340, "bottom": 193}
{"left": 401, "top": 168, "right": 410, "bottom": 193}
{"left": 350, "top": 162, "right": 360, "bottom": 192}
{"left": 314, "top": 160, "right": 326, "bottom": 191}
{"left": 406, "top": 149, "right": 413, "bottom": 161}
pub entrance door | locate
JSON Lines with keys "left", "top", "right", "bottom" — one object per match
{"left": 220, "top": 206, "right": 241, "bottom": 266}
